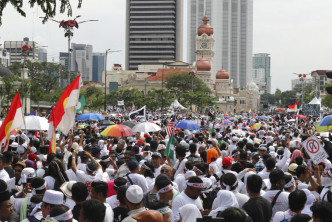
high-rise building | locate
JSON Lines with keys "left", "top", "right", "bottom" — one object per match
{"left": 38, "top": 48, "right": 47, "bottom": 62}
{"left": 126, "top": 0, "right": 183, "bottom": 70}
{"left": 71, "top": 43, "right": 93, "bottom": 82}
{"left": 252, "top": 53, "right": 271, "bottom": 94}
{"left": 4, "top": 37, "right": 39, "bottom": 65}
{"left": 92, "top": 53, "right": 106, "bottom": 82}
{"left": 0, "top": 48, "right": 10, "bottom": 67}
{"left": 187, "top": 0, "right": 253, "bottom": 88}
{"left": 59, "top": 52, "right": 69, "bottom": 71}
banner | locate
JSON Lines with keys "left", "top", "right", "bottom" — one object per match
{"left": 117, "top": 100, "right": 124, "bottom": 106}
{"left": 129, "top": 106, "right": 146, "bottom": 120}
{"left": 302, "top": 104, "right": 320, "bottom": 116}
{"left": 302, "top": 135, "right": 328, "bottom": 164}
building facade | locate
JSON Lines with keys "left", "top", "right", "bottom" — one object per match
{"left": 38, "top": 48, "right": 47, "bottom": 62}
{"left": 71, "top": 43, "right": 93, "bottom": 82}
{"left": 187, "top": 0, "right": 253, "bottom": 88}
{"left": 0, "top": 48, "right": 10, "bottom": 67}
{"left": 4, "top": 37, "right": 39, "bottom": 65}
{"left": 125, "top": 0, "right": 183, "bottom": 70}
{"left": 92, "top": 53, "right": 106, "bottom": 82}
{"left": 252, "top": 53, "right": 271, "bottom": 94}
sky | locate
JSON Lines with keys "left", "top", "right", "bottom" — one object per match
{"left": 1, "top": 0, "right": 332, "bottom": 93}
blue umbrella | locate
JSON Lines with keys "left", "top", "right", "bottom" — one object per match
{"left": 76, "top": 113, "right": 105, "bottom": 121}
{"left": 175, "top": 120, "right": 200, "bottom": 130}
{"left": 318, "top": 115, "right": 332, "bottom": 126}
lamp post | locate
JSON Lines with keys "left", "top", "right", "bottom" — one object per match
{"left": 104, "top": 49, "right": 121, "bottom": 111}
{"left": 189, "top": 70, "right": 195, "bottom": 111}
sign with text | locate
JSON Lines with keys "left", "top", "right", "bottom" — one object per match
{"left": 302, "top": 135, "right": 328, "bottom": 164}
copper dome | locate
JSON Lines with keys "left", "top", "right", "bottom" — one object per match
{"left": 198, "top": 15, "right": 214, "bottom": 36}
{"left": 216, "top": 68, "right": 229, "bottom": 79}
{"left": 196, "top": 58, "right": 211, "bottom": 71}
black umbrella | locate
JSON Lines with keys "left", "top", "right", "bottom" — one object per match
{"left": 99, "top": 120, "right": 115, "bottom": 126}
{"left": 121, "top": 121, "right": 137, "bottom": 128}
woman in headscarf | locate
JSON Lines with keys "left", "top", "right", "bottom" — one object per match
{"left": 290, "top": 149, "right": 303, "bottom": 164}
{"left": 179, "top": 204, "right": 202, "bottom": 222}
{"left": 209, "top": 190, "right": 239, "bottom": 218}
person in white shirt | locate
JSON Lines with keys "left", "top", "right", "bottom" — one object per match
{"left": 173, "top": 146, "right": 188, "bottom": 178}
{"left": 262, "top": 169, "right": 290, "bottom": 218}
{"left": 151, "top": 152, "right": 163, "bottom": 178}
{"left": 0, "top": 154, "right": 10, "bottom": 182}
{"left": 171, "top": 176, "right": 204, "bottom": 222}
{"left": 125, "top": 159, "right": 148, "bottom": 194}
{"left": 273, "top": 190, "right": 307, "bottom": 222}
{"left": 91, "top": 181, "right": 114, "bottom": 222}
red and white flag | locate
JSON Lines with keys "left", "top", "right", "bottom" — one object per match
{"left": 0, "top": 92, "right": 25, "bottom": 151}
{"left": 48, "top": 74, "right": 82, "bottom": 136}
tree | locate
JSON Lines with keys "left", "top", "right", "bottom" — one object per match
{"left": 274, "top": 88, "right": 282, "bottom": 106}
{"left": 280, "top": 90, "right": 297, "bottom": 107}
{"left": 0, "top": 0, "right": 83, "bottom": 25}
{"left": 260, "top": 93, "right": 276, "bottom": 105}
{"left": 165, "top": 72, "right": 212, "bottom": 103}
{"left": 322, "top": 83, "right": 332, "bottom": 109}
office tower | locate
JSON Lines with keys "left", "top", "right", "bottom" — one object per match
{"left": 4, "top": 37, "right": 39, "bottom": 65}
{"left": 126, "top": 0, "right": 183, "bottom": 70}
{"left": 252, "top": 53, "right": 271, "bottom": 94}
{"left": 38, "top": 48, "right": 47, "bottom": 62}
{"left": 187, "top": 0, "right": 253, "bottom": 88}
{"left": 92, "top": 53, "right": 106, "bottom": 82}
{"left": 70, "top": 43, "right": 93, "bottom": 82}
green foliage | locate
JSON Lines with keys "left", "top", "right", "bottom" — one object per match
{"left": 322, "top": 94, "right": 332, "bottom": 109}
{"left": 261, "top": 93, "right": 276, "bottom": 105}
{"left": 165, "top": 72, "right": 214, "bottom": 109}
{"left": 0, "top": 0, "right": 83, "bottom": 25}
{"left": 80, "top": 86, "right": 104, "bottom": 111}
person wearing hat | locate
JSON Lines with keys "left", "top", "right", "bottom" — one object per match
{"left": 262, "top": 169, "right": 290, "bottom": 217}
{"left": 254, "top": 147, "right": 267, "bottom": 173}
{"left": 171, "top": 176, "right": 204, "bottom": 222}
{"left": 151, "top": 152, "right": 163, "bottom": 178}
{"left": 41, "top": 190, "right": 64, "bottom": 219}
{"left": 125, "top": 159, "right": 148, "bottom": 194}
{"left": 228, "top": 137, "right": 238, "bottom": 156}
{"left": 122, "top": 185, "right": 146, "bottom": 222}
{"left": 60, "top": 181, "right": 77, "bottom": 210}
{"left": 132, "top": 210, "right": 163, "bottom": 222}
{"left": 0, "top": 190, "right": 14, "bottom": 222}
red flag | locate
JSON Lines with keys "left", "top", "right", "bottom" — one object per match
{"left": 49, "top": 75, "right": 81, "bottom": 135}
{"left": 0, "top": 92, "right": 25, "bottom": 151}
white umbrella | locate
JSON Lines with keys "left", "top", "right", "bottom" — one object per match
{"left": 287, "top": 119, "right": 296, "bottom": 122}
{"left": 132, "top": 122, "right": 161, "bottom": 133}
{"left": 23, "top": 116, "right": 49, "bottom": 131}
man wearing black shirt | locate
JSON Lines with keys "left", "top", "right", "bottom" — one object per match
{"left": 243, "top": 174, "right": 272, "bottom": 222}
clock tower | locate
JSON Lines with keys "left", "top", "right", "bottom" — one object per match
{"left": 195, "top": 15, "right": 215, "bottom": 90}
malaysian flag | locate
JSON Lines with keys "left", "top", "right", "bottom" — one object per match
{"left": 166, "top": 115, "right": 176, "bottom": 138}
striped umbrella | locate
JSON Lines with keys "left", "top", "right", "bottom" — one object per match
{"left": 101, "top": 125, "right": 135, "bottom": 137}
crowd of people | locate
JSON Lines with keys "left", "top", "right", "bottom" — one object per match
{"left": 1, "top": 112, "right": 332, "bottom": 222}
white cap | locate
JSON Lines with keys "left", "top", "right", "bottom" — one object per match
{"left": 43, "top": 190, "right": 64, "bottom": 205}
{"left": 31, "top": 147, "right": 37, "bottom": 154}
{"left": 22, "top": 167, "right": 35, "bottom": 178}
{"left": 126, "top": 185, "right": 143, "bottom": 204}
{"left": 157, "top": 144, "right": 166, "bottom": 151}
{"left": 269, "top": 146, "right": 275, "bottom": 152}
{"left": 10, "top": 135, "right": 16, "bottom": 141}
{"left": 232, "top": 136, "right": 238, "bottom": 142}
{"left": 10, "top": 142, "right": 18, "bottom": 148}
{"left": 72, "top": 142, "right": 79, "bottom": 151}
{"left": 185, "top": 170, "right": 196, "bottom": 180}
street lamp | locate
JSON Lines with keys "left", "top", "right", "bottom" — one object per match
{"left": 159, "top": 60, "right": 174, "bottom": 113}
{"left": 104, "top": 49, "right": 121, "bottom": 111}
{"left": 189, "top": 70, "right": 195, "bottom": 111}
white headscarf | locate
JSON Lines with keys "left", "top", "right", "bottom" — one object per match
{"left": 179, "top": 204, "right": 202, "bottom": 222}
{"left": 302, "top": 188, "right": 315, "bottom": 217}
{"left": 209, "top": 190, "right": 239, "bottom": 218}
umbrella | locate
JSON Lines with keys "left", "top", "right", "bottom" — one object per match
{"left": 316, "top": 115, "right": 332, "bottom": 132}
{"left": 76, "top": 113, "right": 105, "bottom": 121}
{"left": 295, "top": 114, "right": 307, "bottom": 119}
{"left": 22, "top": 116, "right": 49, "bottom": 131}
{"left": 121, "top": 121, "right": 137, "bottom": 128}
{"left": 132, "top": 122, "right": 161, "bottom": 133}
{"left": 200, "top": 125, "right": 211, "bottom": 131}
{"left": 250, "top": 123, "right": 262, "bottom": 130}
{"left": 99, "top": 120, "right": 115, "bottom": 126}
{"left": 175, "top": 120, "right": 200, "bottom": 130}
{"left": 101, "top": 125, "right": 135, "bottom": 137}
{"left": 232, "top": 129, "right": 246, "bottom": 136}
{"left": 287, "top": 119, "right": 296, "bottom": 122}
